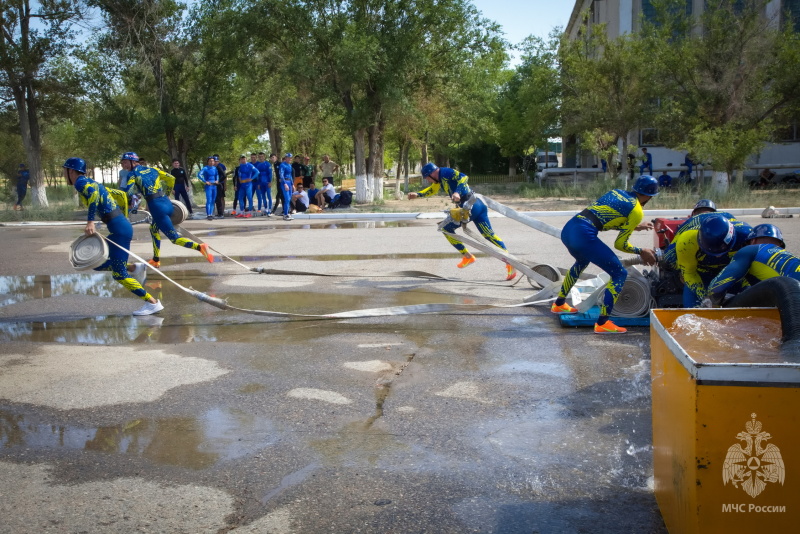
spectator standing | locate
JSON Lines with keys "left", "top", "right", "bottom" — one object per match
{"left": 198, "top": 156, "right": 218, "bottom": 221}
{"left": 255, "top": 152, "right": 273, "bottom": 216}
{"left": 291, "top": 183, "right": 310, "bottom": 213}
{"left": 316, "top": 177, "right": 336, "bottom": 208}
{"left": 302, "top": 155, "right": 315, "bottom": 188}
{"left": 279, "top": 153, "right": 294, "bottom": 220}
{"left": 318, "top": 154, "right": 339, "bottom": 185}
{"left": 270, "top": 154, "right": 283, "bottom": 214}
{"left": 170, "top": 159, "right": 193, "bottom": 215}
{"left": 292, "top": 155, "right": 305, "bottom": 188}
{"left": 234, "top": 155, "right": 258, "bottom": 218}
{"left": 639, "top": 147, "right": 653, "bottom": 175}
{"left": 214, "top": 155, "right": 227, "bottom": 217}
{"left": 14, "top": 163, "right": 29, "bottom": 210}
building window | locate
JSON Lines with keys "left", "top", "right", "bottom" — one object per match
{"left": 640, "top": 128, "right": 661, "bottom": 146}
{"left": 785, "top": 0, "right": 800, "bottom": 32}
{"left": 777, "top": 120, "right": 800, "bottom": 142}
{"left": 642, "top": 0, "right": 692, "bottom": 23}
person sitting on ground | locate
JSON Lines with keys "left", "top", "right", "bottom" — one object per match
{"left": 707, "top": 224, "right": 797, "bottom": 306}
{"left": 307, "top": 181, "right": 320, "bottom": 206}
{"left": 316, "top": 177, "right": 336, "bottom": 208}
{"left": 550, "top": 175, "right": 659, "bottom": 334}
{"left": 291, "top": 183, "right": 310, "bottom": 213}
{"left": 63, "top": 157, "right": 162, "bottom": 316}
{"left": 754, "top": 168, "right": 777, "bottom": 188}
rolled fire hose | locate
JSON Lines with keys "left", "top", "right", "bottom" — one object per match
{"left": 575, "top": 267, "right": 654, "bottom": 317}
{"left": 169, "top": 199, "right": 188, "bottom": 227}
{"left": 69, "top": 234, "right": 109, "bottom": 271}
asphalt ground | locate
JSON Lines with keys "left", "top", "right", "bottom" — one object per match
{"left": 1, "top": 210, "right": 798, "bottom": 533}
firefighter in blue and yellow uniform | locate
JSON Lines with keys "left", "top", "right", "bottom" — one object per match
{"left": 551, "top": 176, "right": 659, "bottom": 334}
{"left": 63, "top": 157, "right": 163, "bottom": 316}
{"left": 707, "top": 224, "right": 798, "bottom": 305}
{"left": 408, "top": 163, "right": 516, "bottom": 281}
{"left": 120, "top": 152, "right": 214, "bottom": 268}
{"left": 662, "top": 212, "right": 752, "bottom": 307}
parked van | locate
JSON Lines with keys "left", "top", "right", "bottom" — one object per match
{"left": 536, "top": 152, "right": 559, "bottom": 171}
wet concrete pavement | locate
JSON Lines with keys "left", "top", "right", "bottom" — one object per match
{"left": 2, "top": 211, "right": 793, "bottom": 533}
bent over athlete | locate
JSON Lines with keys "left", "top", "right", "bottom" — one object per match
{"left": 120, "top": 152, "right": 214, "bottom": 267}
{"left": 408, "top": 163, "right": 516, "bottom": 281}
{"left": 552, "top": 176, "right": 659, "bottom": 334}
{"left": 63, "top": 157, "right": 163, "bottom": 316}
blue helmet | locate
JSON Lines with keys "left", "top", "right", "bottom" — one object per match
{"left": 693, "top": 199, "right": 716, "bottom": 212}
{"left": 747, "top": 224, "right": 785, "bottom": 248}
{"left": 421, "top": 162, "right": 438, "bottom": 178}
{"left": 698, "top": 214, "right": 735, "bottom": 256}
{"left": 632, "top": 175, "right": 659, "bottom": 196}
{"left": 206, "top": 155, "right": 215, "bottom": 162}
{"left": 284, "top": 152, "right": 293, "bottom": 159}
{"left": 121, "top": 151, "right": 139, "bottom": 162}
{"left": 62, "top": 157, "right": 87, "bottom": 174}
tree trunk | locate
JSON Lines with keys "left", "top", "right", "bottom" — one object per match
{"left": 508, "top": 156, "right": 518, "bottom": 178}
{"left": 13, "top": 83, "right": 48, "bottom": 208}
{"left": 395, "top": 140, "right": 406, "bottom": 200}
{"left": 266, "top": 116, "right": 282, "bottom": 156}
{"left": 371, "top": 121, "right": 385, "bottom": 202}
{"left": 353, "top": 128, "right": 371, "bottom": 203}
{"left": 421, "top": 130, "right": 429, "bottom": 166}
{"left": 621, "top": 136, "right": 630, "bottom": 189}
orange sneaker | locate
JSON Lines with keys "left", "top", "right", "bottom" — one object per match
{"left": 147, "top": 259, "right": 161, "bottom": 268}
{"left": 551, "top": 302, "right": 578, "bottom": 314}
{"left": 199, "top": 243, "right": 215, "bottom": 263}
{"left": 594, "top": 320, "right": 627, "bottom": 334}
{"left": 235, "top": 212, "right": 245, "bottom": 218}
{"left": 505, "top": 264, "right": 517, "bottom": 281}
{"left": 457, "top": 254, "right": 476, "bottom": 269}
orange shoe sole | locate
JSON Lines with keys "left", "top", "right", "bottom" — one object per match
{"left": 457, "top": 255, "right": 476, "bottom": 269}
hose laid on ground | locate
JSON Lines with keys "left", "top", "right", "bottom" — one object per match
{"left": 723, "top": 276, "right": 800, "bottom": 359}
{"left": 95, "top": 235, "right": 554, "bottom": 320}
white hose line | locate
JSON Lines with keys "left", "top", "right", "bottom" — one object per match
{"left": 251, "top": 267, "right": 528, "bottom": 288}
{"left": 477, "top": 194, "right": 563, "bottom": 239}
{"left": 176, "top": 225, "right": 253, "bottom": 271}
{"left": 98, "top": 235, "right": 554, "bottom": 320}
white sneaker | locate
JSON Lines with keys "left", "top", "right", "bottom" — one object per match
{"left": 266, "top": 211, "right": 272, "bottom": 217}
{"left": 131, "top": 262, "right": 147, "bottom": 285}
{"left": 133, "top": 299, "right": 164, "bottom": 316}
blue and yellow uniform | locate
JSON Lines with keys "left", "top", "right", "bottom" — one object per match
{"left": 198, "top": 165, "right": 218, "bottom": 218}
{"left": 255, "top": 160, "right": 273, "bottom": 213}
{"left": 662, "top": 214, "right": 752, "bottom": 306}
{"left": 123, "top": 165, "right": 202, "bottom": 262}
{"left": 417, "top": 167, "right": 508, "bottom": 256}
{"left": 557, "top": 189, "right": 645, "bottom": 317}
{"left": 73, "top": 176, "right": 152, "bottom": 302}
{"left": 236, "top": 162, "right": 259, "bottom": 214}
{"left": 709, "top": 244, "right": 800, "bottom": 297}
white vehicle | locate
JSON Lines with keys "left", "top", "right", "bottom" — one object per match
{"left": 535, "top": 152, "right": 559, "bottom": 171}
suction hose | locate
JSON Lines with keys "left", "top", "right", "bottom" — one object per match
{"left": 723, "top": 276, "right": 800, "bottom": 359}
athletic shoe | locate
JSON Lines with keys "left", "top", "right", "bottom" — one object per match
{"left": 235, "top": 212, "right": 245, "bottom": 219}
{"left": 130, "top": 262, "right": 147, "bottom": 285}
{"left": 133, "top": 299, "right": 164, "bottom": 316}
{"left": 551, "top": 302, "right": 578, "bottom": 314}
{"left": 594, "top": 320, "right": 627, "bottom": 334}
{"left": 505, "top": 264, "right": 517, "bottom": 281}
{"left": 147, "top": 259, "right": 161, "bottom": 268}
{"left": 266, "top": 211, "right": 272, "bottom": 217}
{"left": 457, "top": 254, "right": 476, "bottom": 269}
{"left": 199, "top": 243, "right": 214, "bottom": 263}
{"left": 206, "top": 216, "right": 213, "bottom": 221}
{"left": 244, "top": 213, "right": 252, "bottom": 218}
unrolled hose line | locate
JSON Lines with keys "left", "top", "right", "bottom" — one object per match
{"left": 97, "top": 234, "right": 555, "bottom": 319}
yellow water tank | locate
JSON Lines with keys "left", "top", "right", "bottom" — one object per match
{"left": 651, "top": 308, "right": 800, "bottom": 533}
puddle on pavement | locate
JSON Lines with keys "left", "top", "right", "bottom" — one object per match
{"left": 0, "top": 406, "right": 276, "bottom": 470}
{"left": 202, "top": 220, "right": 426, "bottom": 237}
{"left": 0, "top": 268, "right": 474, "bottom": 343}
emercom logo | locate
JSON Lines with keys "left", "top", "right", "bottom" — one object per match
{"left": 722, "top": 413, "right": 786, "bottom": 498}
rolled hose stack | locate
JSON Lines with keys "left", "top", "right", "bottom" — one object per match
{"left": 69, "top": 234, "right": 108, "bottom": 270}
{"left": 169, "top": 199, "right": 188, "bottom": 226}
{"left": 612, "top": 270, "right": 654, "bottom": 318}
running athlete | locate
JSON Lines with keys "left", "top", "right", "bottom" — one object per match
{"left": 120, "top": 152, "right": 214, "bottom": 267}
{"left": 707, "top": 224, "right": 797, "bottom": 304}
{"left": 234, "top": 155, "right": 259, "bottom": 218}
{"left": 662, "top": 213, "right": 752, "bottom": 307}
{"left": 408, "top": 163, "right": 517, "bottom": 281}
{"left": 63, "top": 157, "right": 162, "bottom": 316}
{"left": 198, "top": 156, "right": 218, "bottom": 221}
{"left": 255, "top": 152, "right": 273, "bottom": 216}
{"left": 279, "top": 153, "right": 294, "bottom": 221}
{"left": 551, "top": 175, "right": 659, "bottom": 334}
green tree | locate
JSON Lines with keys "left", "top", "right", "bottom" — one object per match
{"left": 0, "top": 0, "right": 85, "bottom": 207}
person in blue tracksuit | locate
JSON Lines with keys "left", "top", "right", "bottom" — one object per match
{"left": 407, "top": 163, "right": 516, "bottom": 281}
{"left": 234, "top": 155, "right": 259, "bottom": 217}
{"left": 278, "top": 153, "right": 294, "bottom": 220}
{"left": 198, "top": 156, "right": 218, "bottom": 221}
{"left": 707, "top": 224, "right": 798, "bottom": 304}
{"left": 639, "top": 148, "right": 653, "bottom": 175}
{"left": 551, "top": 176, "right": 660, "bottom": 334}
{"left": 14, "top": 163, "right": 29, "bottom": 210}
{"left": 255, "top": 152, "right": 273, "bottom": 216}
{"left": 120, "top": 151, "right": 214, "bottom": 267}
{"left": 63, "top": 157, "right": 163, "bottom": 316}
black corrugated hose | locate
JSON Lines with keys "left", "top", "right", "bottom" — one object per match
{"left": 723, "top": 277, "right": 800, "bottom": 359}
